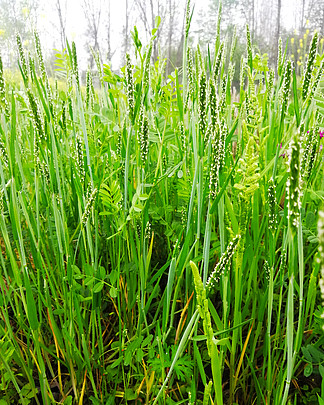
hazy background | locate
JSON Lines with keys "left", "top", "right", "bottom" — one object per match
{"left": 0, "top": 0, "right": 323, "bottom": 74}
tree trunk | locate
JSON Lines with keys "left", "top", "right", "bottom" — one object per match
{"left": 125, "top": 0, "right": 129, "bottom": 54}
{"left": 149, "top": 0, "right": 158, "bottom": 61}
{"left": 107, "top": 0, "right": 111, "bottom": 60}
{"left": 251, "top": 0, "right": 255, "bottom": 39}
{"left": 167, "top": 0, "right": 173, "bottom": 74}
{"left": 301, "top": 0, "right": 305, "bottom": 31}
{"left": 55, "top": 0, "right": 66, "bottom": 49}
{"left": 276, "top": 0, "right": 281, "bottom": 51}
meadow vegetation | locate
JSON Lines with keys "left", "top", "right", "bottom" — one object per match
{"left": 0, "top": 2, "right": 324, "bottom": 404}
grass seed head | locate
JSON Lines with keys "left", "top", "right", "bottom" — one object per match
{"left": 76, "top": 135, "right": 85, "bottom": 182}
{"left": 216, "top": 1, "right": 222, "bottom": 43}
{"left": 264, "top": 260, "right": 271, "bottom": 282}
{"left": 213, "top": 42, "right": 224, "bottom": 82}
{"left": 82, "top": 187, "right": 97, "bottom": 225}
{"left": 308, "top": 57, "right": 324, "bottom": 102}
{"left": 207, "top": 234, "right": 241, "bottom": 290}
{"left": 240, "top": 56, "right": 247, "bottom": 91}
{"left": 185, "top": 48, "right": 195, "bottom": 110}
{"left": 277, "top": 37, "right": 283, "bottom": 75}
{"left": 0, "top": 55, "right": 9, "bottom": 118}
{"left": 286, "top": 134, "right": 302, "bottom": 234}
{"left": 143, "top": 41, "right": 152, "bottom": 89}
{"left": 72, "top": 41, "right": 80, "bottom": 88}
{"left": 209, "top": 78, "right": 218, "bottom": 129}
{"left": 209, "top": 116, "right": 224, "bottom": 199}
{"left": 125, "top": 53, "right": 135, "bottom": 120}
{"left": 61, "top": 101, "right": 67, "bottom": 133}
{"left": 0, "top": 138, "right": 8, "bottom": 169}
{"left": 301, "top": 127, "right": 318, "bottom": 182}
{"left": 280, "top": 60, "right": 293, "bottom": 114}
{"left": 267, "top": 69, "right": 274, "bottom": 104}
{"left": 246, "top": 24, "right": 253, "bottom": 71}
{"left": 302, "top": 32, "right": 319, "bottom": 100}
{"left": 209, "top": 138, "right": 220, "bottom": 199}
{"left": 92, "top": 49, "right": 104, "bottom": 87}
{"left": 185, "top": 0, "right": 191, "bottom": 38}
{"left": 16, "top": 34, "right": 29, "bottom": 80}
{"left": 144, "top": 221, "right": 151, "bottom": 240}
{"left": 137, "top": 104, "right": 149, "bottom": 163}
{"left": 34, "top": 31, "right": 46, "bottom": 80}
{"left": 0, "top": 188, "right": 3, "bottom": 214}
{"left": 268, "top": 177, "right": 278, "bottom": 233}
{"left": 27, "top": 88, "right": 45, "bottom": 141}
{"left": 86, "top": 68, "right": 94, "bottom": 110}
{"left": 41, "top": 162, "right": 50, "bottom": 186}
{"left": 198, "top": 63, "right": 207, "bottom": 136}
{"left": 177, "top": 121, "right": 186, "bottom": 153}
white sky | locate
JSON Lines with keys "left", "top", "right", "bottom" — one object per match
{"left": 36, "top": 0, "right": 216, "bottom": 69}
{"left": 36, "top": 0, "right": 297, "bottom": 70}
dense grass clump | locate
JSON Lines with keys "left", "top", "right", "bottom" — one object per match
{"left": 0, "top": 6, "right": 324, "bottom": 405}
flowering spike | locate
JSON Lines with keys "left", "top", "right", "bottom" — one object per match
{"left": 267, "top": 69, "right": 274, "bottom": 104}
{"left": 143, "top": 41, "right": 152, "bottom": 89}
{"left": 137, "top": 104, "right": 149, "bottom": 163}
{"left": 125, "top": 53, "right": 135, "bottom": 120}
{"left": 268, "top": 177, "right": 278, "bottom": 233}
{"left": 308, "top": 57, "right": 324, "bottom": 102}
{"left": 185, "top": 48, "right": 195, "bottom": 111}
{"left": 0, "top": 55, "right": 9, "bottom": 118}
{"left": 81, "top": 187, "right": 97, "bottom": 225}
{"left": 16, "top": 34, "right": 29, "bottom": 81}
{"left": 184, "top": 0, "right": 191, "bottom": 39}
{"left": 34, "top": 31, "right": 46, "bottom": 80}
{"left": 302, "top": 32, "right": 319, "bottom": 100}
{"left": 280, "top": 60, "right": 293, "bottom": 115}
{"left": 27, "top": 88, "right": 45, "bottom": 141}
{"left": 277, "top": 37, "right": 283, "bottom": 75}
{"left": 246, "top": 24, "right": 253, "bottom": 72}
{"left": 286, "top": 134, "right": 302, "bottom": 234}
{"left": 76, "top": 135, "right": 85, "bottom": 182}
{"left": 207, "top": 235, "right": 241, "bottom": 291}
{"left": 71, "top": 41, "right": 80, "bottom": 88}
{"left": 198, "top": 62, "right": 207, "bottom": 136}
{"left": 213, "top": 42, "right": 224, "bottom": 82}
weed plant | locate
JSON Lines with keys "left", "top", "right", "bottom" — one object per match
{"left": 0, "top": 4, "right": 324, "bottom": 404}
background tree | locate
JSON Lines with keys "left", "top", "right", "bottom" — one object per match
{"left": 275, "top": 0, "right": 282, "bottom": 57}
{"left": 133, "top": 0, "right": 166, "bottom": 61}
{"left": 0, "top": 0, "right": 38, "bottom": 66}
{"left": 82, "top": 0, "right": 102, "bottom": 67}
{"left": 306, "top": 0, "right": 324, "bottom": 36}
{"left": 54, "top": 0, "right": 67, "bottom": 50}
{"left": 105, "top": 0, "right": 112, "bottom": 61}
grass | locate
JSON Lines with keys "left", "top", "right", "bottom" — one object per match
{"left": 0, "top": 4, "right": 324, "bottom": 404}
